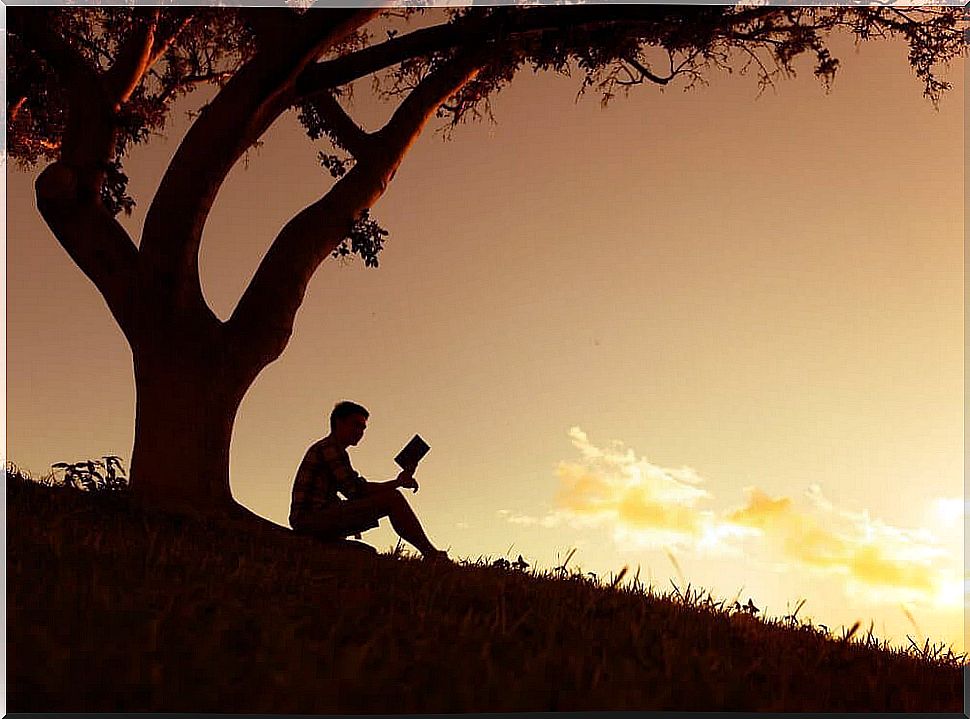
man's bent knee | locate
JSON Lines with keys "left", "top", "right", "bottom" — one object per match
{"left": 371, "top": 487, "right": 405, "bottom": 510}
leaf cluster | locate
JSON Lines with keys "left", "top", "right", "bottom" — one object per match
{"left": 49, "top": 455, "right": 129, "bottom": 492}
{"left": 330, "top": 209, "right": 389, "bottom": 269}
{"left": 8, "top": 7, "right": 255, "bottom": 213}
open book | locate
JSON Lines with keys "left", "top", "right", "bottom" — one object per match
{"left": 394, "top": 434, "right": 430, "bottom": 472}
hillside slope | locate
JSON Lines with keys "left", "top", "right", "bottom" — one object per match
{"left": 7, "top": 470, "right": 964, "bottom": 713}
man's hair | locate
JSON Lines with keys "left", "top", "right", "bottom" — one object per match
{"left": 330, "top": 400, "right": 369, "bottom": 430}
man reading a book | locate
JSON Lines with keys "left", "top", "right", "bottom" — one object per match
{"left": 289, "top": 400, "right": 448, "bottom": 561}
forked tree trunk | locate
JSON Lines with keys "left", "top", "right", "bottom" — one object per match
{"left": 28, "top": 26, "right": 487, "bottom": 531}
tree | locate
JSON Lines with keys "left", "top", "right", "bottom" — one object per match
{"left": 7, "top": 3, "right": 966, "bottom": 533}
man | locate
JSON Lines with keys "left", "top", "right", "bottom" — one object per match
{"left": 290, "top": 400, "right": 448, "bottom": 562}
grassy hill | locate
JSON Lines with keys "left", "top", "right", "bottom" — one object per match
{"left": 7, "top": 466, "right": 965, "bottom": 713}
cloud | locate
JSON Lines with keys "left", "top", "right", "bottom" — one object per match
{"left": 494, "top": 509, "right": 564, "bottom": 528}
{"left": 549, "top": 426, "right": 719, "bottom": 549}
{"left": 727, "top": 484, "right": 955, "bottom": 605}
{"left": 931, "top": 496, "right": 965, "bottom": 526}
{"left": 497, "top": 427, "right": 962, "bottom": 609}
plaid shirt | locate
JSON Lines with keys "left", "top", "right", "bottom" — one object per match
{"left": 289, "top": 436, "right": 368, "bottom": 530}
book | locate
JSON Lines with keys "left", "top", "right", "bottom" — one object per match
{"left": 395, "top": 434, "right": 430, "bottom": 472}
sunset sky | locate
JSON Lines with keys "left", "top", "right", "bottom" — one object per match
{"left": 6, "top": 19, "right": 965, "bottom": 655}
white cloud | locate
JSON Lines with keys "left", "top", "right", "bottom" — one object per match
{"left": 931, "top": 496, "right": 965, "bottom": 526}
{"left": 501, "top": 426, "right": 966, "bottom": 609}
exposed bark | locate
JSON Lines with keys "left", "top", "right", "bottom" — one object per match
{"left": 146, "top": 10, "right": 196, "bottom": 69}
{"left": 102, "top": 10, "right": 158, "bottom": 108}
{"left": 8, "top": 95, "right": 28, "bottom": 123}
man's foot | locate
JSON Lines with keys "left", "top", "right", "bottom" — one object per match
{"left": 320, "top": 537, "right": 378, "bottom": 555}
{"left": 423, "top": 548, "right": 450, "bottom": 563}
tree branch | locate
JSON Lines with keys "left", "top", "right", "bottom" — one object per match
{"left": 35, "top": 163, "right": 140, "bottom": 339}
{"left": 153, "top": 70, "right": 235, "bottom": 105}
{"left": 297, "top": 5, "right": 781, "bottom": 92}
{"left": 303, "top": 90, "right": 373, "bottom": 159}
{"left": 8, "top": 95, "right": 28, "bottom": 123}
{"left": 298, "top": 20, "right": 470, "bottom": 91}
{"left": 9, "top": 9, "right": 97, "bottom": 91}
{"left": 373, "top": 47, "right": 487, "bottom": 169}
{"left": 103, "top": 10, "right": 159, "bottom": 107}
{"left": 11, "top": 10, "right": 114, "bottom": 183}
{"left": 625, "top": 56, "right": 673, "bottom": 85}
{"left": 146, "top": 10, "right": 196, "bottom": 69}
{"left": 226, "top": 48, "right": 490, "bottom": 372}
{"left": 11, "top": 9, "right": 140, "bottom": 331}
{"left": 239, "top": 7, "right": 299, "bottom": 49}
{"left": 138, "top": 8, "right": 381, "bottom": 314}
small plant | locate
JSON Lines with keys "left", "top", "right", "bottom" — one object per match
{"left": 608, "top": 565, "right": 628, "bottom": 589}
{"left": 51, "top": 455, "right": 128, "bottom": 492}
{"left": 782, "top": 598, "right": 807, "bottom": 627}
{"left": 729, "top": 597, "right": 761, "bottom": 616}
{"left": 6, "top": 461, "right": 28, "bottom": 480}
{"left": 907, "top": 635, "right": 966, "bottom": 664}
{"left": 490, "top": 552, "right": 531, "bottom": 572}
{"left": 6, "top": 461, "right": 57, "bottom": 487}
{"left": 553, "top": 547, "right": 578, "bottom": 577}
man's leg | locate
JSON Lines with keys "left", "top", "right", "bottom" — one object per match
{"left": 365, "top": 487, "right": 442, "bottom": 557}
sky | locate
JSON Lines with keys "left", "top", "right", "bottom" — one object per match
{"left": 5, "top": 17, "right": 966, "bottom": 655}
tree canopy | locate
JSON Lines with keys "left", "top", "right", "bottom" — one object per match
{"left": 9, "top": 4, "right": 964, "bottom": 225}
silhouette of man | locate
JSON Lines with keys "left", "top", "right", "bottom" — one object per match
{"left": 289, "top": 400, "right": 448, "bottom": 561}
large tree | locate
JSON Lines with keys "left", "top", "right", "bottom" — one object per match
{"left": 7, "top": 3, "right": 966, "bottom": 533}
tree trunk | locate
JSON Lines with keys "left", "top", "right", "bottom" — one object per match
{"left": 125, "top": 312, "right": 297, "bottom": 542}
{"left": 127, "top": 326, "right": 248, "bottom": 521}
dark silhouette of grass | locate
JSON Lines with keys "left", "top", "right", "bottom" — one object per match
{"left": 7, "top": 464, "right": 964, "bottom": 713}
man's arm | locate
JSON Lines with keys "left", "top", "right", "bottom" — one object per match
{"left": 362, "top": 477, "right": 404, "bottom": 492}
{"left": 361, "top": 469, "right": 417, "bottom": 494}
{"left": 320, "top": 442, "right": 374, "bottom": 500}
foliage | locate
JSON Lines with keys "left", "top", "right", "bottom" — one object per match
{"left": 7, "top": 467, "right": 966, "bottom": 713}
{"left": 330, "top": 209, "right": 389, "bottom": 268}
{"left": 6, "top": 457, "right": 129, "bottom": 492}
{"left": 7, "top": 7, "right": 256, "bottom": 215}
{"left": 49, "top": 455, "right": 129, "bottom": 492}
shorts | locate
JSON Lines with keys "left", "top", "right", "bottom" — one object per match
{"left": 293, "top": 495, "right": 384, "bottom": 540}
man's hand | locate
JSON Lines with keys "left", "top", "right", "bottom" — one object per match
{"left": 396, "top": 468, "right": 419, "bottom": 493}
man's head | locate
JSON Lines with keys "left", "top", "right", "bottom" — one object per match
{"left": 329, "top": 400, "right": 369, "bottom": 447}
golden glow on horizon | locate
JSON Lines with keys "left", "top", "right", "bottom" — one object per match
{"left": 501, "top": 426, "right": 964, "bottom": 650}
